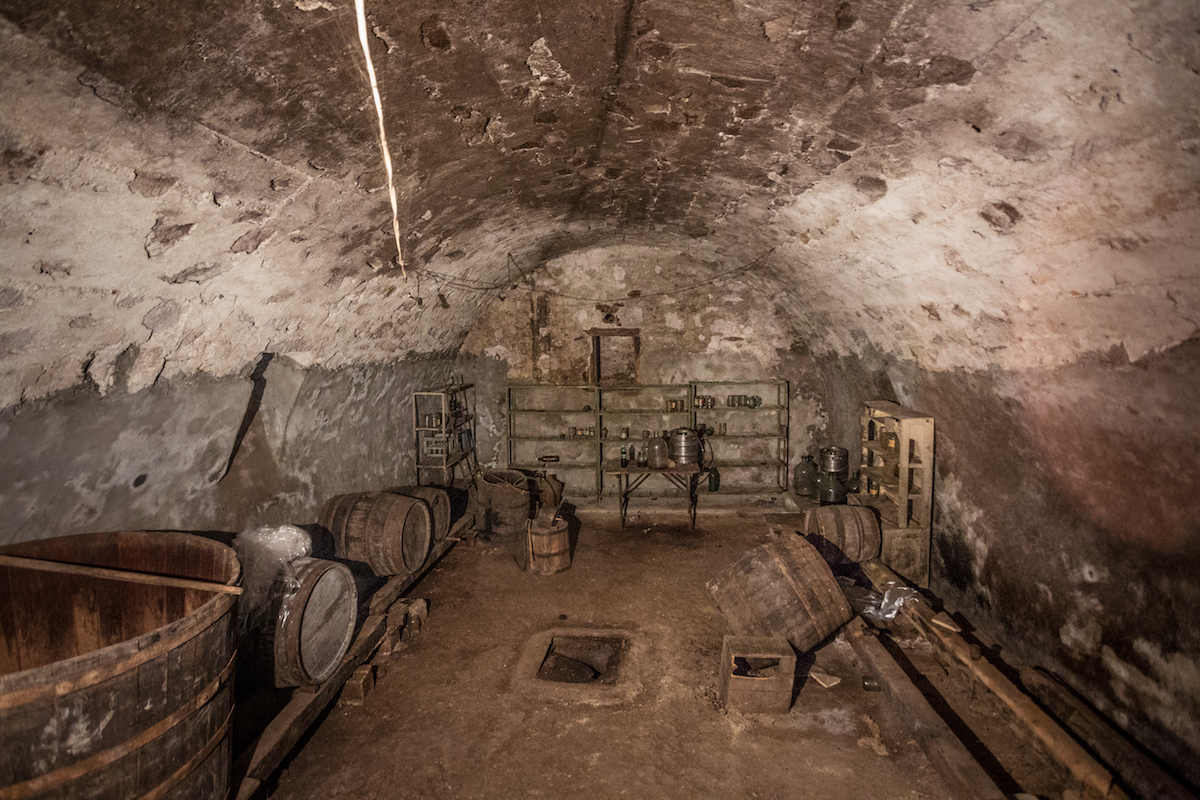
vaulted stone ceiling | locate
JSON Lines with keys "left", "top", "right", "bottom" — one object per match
{"left": 1, "top": 0, "right": 1197, "bottom": 407}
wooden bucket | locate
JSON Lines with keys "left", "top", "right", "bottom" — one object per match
{"left": 521, "top": 518, "right": 571, "bottom": 575}
{"left": 802, "top": 505, "right": 882, "bottom": 563}
{"left": 387, "top": 485, "right": 451, "bottom": 544}
{"left": 267, "top": 557, "right": 357, "bottom": 688}
{"left": 0, "top": 531, "right": 240, "bottom": 800}
{"left": 706, "top": 535, "right": 852, "bottom": 652}
{"left": 319, "top": 492, "right": 432, "bottom": 576}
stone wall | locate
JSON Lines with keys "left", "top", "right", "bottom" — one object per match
{"left": 0, "top": 355, "right": 466, "bottom": 543}
{"left": 779, "top": 340, "right": 1200, "bottom": 787}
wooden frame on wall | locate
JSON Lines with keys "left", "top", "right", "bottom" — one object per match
{"left": 587, "top": 327, "right": 640, "bottom": 385}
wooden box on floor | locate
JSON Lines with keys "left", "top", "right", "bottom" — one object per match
{"left": 718, "top": 636, "right": 795, "bottom": 714}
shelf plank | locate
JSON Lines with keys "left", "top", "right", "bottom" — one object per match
{"left": 509, "top": 409, "right": 596, "bottom": 415}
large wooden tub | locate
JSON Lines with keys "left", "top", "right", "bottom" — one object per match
{"left": 0, "top": 531, "right": 241, "bottom": 799}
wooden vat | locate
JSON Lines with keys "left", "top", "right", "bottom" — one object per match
{"left": 0, "top": 530, "right": 240, "bottom": 800}
{"left": 519, "top": 518, "right": 571, "bottom": 576}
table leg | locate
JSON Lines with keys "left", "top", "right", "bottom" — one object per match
{"left": 689, "top": 474, "right": 699, "bottom": 528}
{"left": 619, "top": 474, "right": 629, "bottom": 528}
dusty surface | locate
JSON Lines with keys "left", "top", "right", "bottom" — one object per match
{"left": 1, "top": 0, "right": 1198, "bottom": 780}
{"left": 270, "top": 509, "right": 1036, "bottom": 799}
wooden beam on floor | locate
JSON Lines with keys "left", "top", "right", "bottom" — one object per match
{"left": 1020, "top": 666, "right": 1195, "bottom": 800}
{"left": 231, "top": 614, "right": 387, "bottom": 800}
{"left": 846, "top": 616, "right": 1007, "bottom": 800}
{"left": 859, "top": 558, "right": 1128, "bottom": 800}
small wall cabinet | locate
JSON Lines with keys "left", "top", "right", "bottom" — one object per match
{"left": 412, "top": 383, "right": 477, "bottom": 486}
{"left": 850, "top": 400, "right": 934, "bottom": 587}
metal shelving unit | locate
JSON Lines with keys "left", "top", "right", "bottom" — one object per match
{"left": 597, "top": 384, "right": 691, "bottom": 483}
{"left": 692, "top": 380, "right": 789, "bottom": 493}
{"left": 506, "top": 380, "right": 789, "bottom": 499}
{"left": 412, "top": 383, "right": 477, "bottom": 487}
{"left": 507, "top": 385, "right": 601, "bottom": 497}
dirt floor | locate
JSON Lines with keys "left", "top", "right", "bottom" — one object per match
{"left": 265, "top": 503, "right": 981, "bottom": 799}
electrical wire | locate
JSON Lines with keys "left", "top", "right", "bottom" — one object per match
{"left": 354, "top": 0, "right": 405, "bottom": 276}
{"left": 402, "top": 247, "right": 776, "bottom": 305}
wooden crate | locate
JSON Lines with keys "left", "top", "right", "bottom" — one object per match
{"left": 718, "top": 636, "right": 796, "bottom": 714}
{"left": 850, "top": 401, "right": 934, "bottom": 587}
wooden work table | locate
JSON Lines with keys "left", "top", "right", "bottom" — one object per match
{"left": 606, "top": 463, "right": 706, "bottom": 527}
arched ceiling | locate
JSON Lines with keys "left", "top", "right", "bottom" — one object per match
{"left": 0, "top": 0, "right": 1197, "bottom": 405}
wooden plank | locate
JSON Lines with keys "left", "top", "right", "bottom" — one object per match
{"left": 846, "top": 617, "right": 1007, "bottom": 800}
{"left": 1020, "top": 667, "right": 1195, "bottom": 800}
{"left": 859, "top": 559, "right": 1127, "bottom": 800}
{"left": 0, "top": 555, "right": 242, "bottom": 595}
{"left": 232, "top": 614, "right": 387, "bottom": 798}
{"left": 585, "top": 327, "right": 641, "bottom": 337}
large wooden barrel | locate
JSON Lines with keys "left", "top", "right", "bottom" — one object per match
{"left": 0, "top": 531, "right": 240, "bottom": 800}
{"left": 706, "top": 535, "right": 852, "bottom": 653}
{"left": 267, "top": 557, "right": 357, "bottom": 688}
{"left": 387, "top": 486, "right": 451, "bottom": 545}
{"left": 319, "top": 492, "right": 432, "bottom": 576}
{"left": 519, "top": 518, "right": 571, "bottom": 575}
{"left": 802, "top": 505, "right": 882, "bottom": 563}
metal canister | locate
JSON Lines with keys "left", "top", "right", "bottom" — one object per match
{"left": 668, "top": 428, "right": 701, "bottom": 464}
{"left": 818, "top": 446, "right": 849, "bottom": 476}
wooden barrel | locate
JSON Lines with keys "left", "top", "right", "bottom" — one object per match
{"left": 522, "top": 518, "right": 571, "bottom": 575}
{"left": 0, "top": 531, "right": 240, "bottom": 800}
{"left": 319, "top": 492, "right": 432, "bottom": 576}
{"left": 802, "top": 505, "right": 882, "bottom": 563}
{"left": 706, "top": 535, "right": 852, "bottom": 653}
{"left": 479, "top": 470, "right": 531, "bottom": 544}
{"left": 387, "top": 486, "right": 451, "bottom": 544}
{"left": 267, "top": 557, "right": 357, "bottom": 688}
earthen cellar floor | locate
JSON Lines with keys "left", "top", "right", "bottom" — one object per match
{"left": 269, "top": 506, "right": 1029, "bottom": 799}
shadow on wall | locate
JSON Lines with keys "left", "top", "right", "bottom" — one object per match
{"left": 903, "top": 336, "right": 1200, "bottom": 788}
{"left": 0, "top": 353, "right": 484, "bottom": 544}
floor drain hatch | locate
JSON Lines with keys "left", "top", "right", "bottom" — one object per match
{"left": 536, "top": 635, "right": 626, "bottom": 686}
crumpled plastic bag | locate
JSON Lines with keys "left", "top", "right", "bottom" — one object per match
{"left": 233, "top": 523, "right": 312, "bottom": 633}
{"left": 838, "top": 576, "right": 920, "bottom": 622}
{"left": 869, "top": 584, "right": 920, "bottom": 621}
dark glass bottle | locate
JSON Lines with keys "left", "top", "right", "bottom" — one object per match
{"left": 793, "top": 455, "right": 819, "bottom": 496}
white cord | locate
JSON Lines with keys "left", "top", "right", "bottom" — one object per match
{"left": 354, "top": 0, "right": 405, "bottom": 275}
